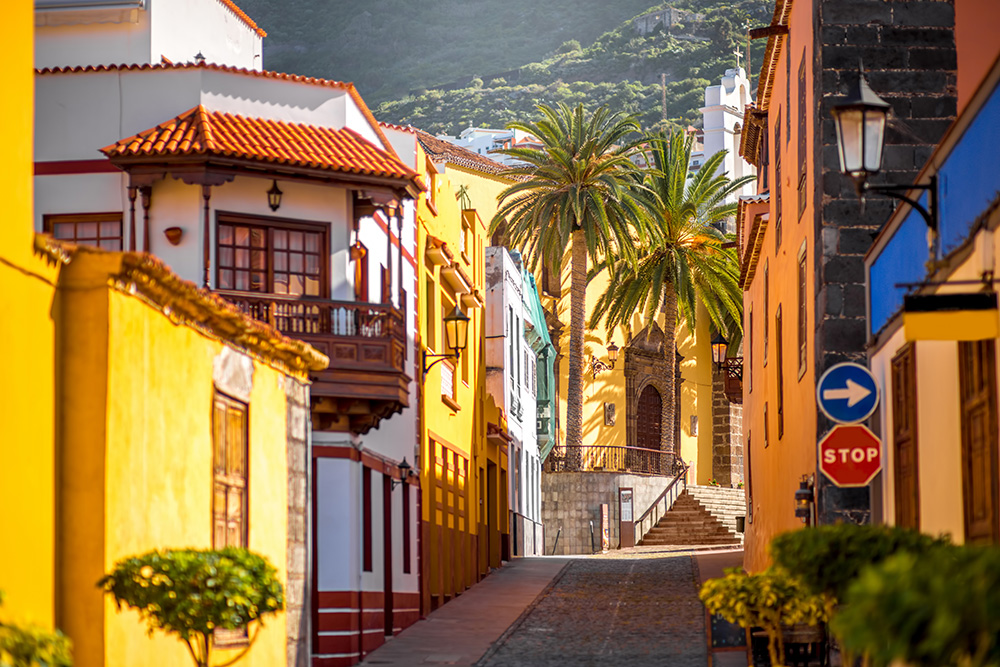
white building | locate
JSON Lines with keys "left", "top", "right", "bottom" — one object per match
{"left": 436, "top": 127, "right": 539, "bottom": 167}
{"left": 485, "top": 247, "right": 549, "bottom": 557}
{"left": 33, "top": 2, "right": 423, "bottom": 665}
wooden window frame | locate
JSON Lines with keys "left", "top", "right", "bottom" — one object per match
{"left": 748, "top": 305, "right": 754, "bottom": 393}
{"left": 959, "top": 340, "right": 999, "bottom": 544}
{"left": 774, "top": 116, "right": 782, "bottom": 251}
{"left": 44, "top": 212, "right": 124, "bottom": 251}
{"left": 891, "top": 342, "right": 920, "bottom": 530}
{"left": 381, "top": 265, "right": 391, "bottom": 304}
{"left": 797, "top": 242, "right": 808, "bottom": 379}
{"left": 797, "top": 51, "right": 808, "bottom": 220}
{"left": 215, "top": 212, "right": 329, "bottom": 298}
{"left": 763, "top": 261, "right": 770, "bottom": 367}
{"left": 764, "top": 402, "right": 770, "bottom": 449}
{"left": 776, "top": 305, "right": 784, "bottom": 439}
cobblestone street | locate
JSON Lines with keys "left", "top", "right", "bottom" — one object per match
{"left": 478, "top": 552, "right": 708, "bottom": 667}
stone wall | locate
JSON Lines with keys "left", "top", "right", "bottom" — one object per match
{"left": 815, "top": 0, "right": 956, "bottom": 524}
{"left": 542, "top": 472, "right": 678, "bottom": 555}
{"left": 285, "top": 378, "right": 310, "bottom": 667}
{"left": 624, "top": 322, "right": 675, "bottom": 467}
{"left": 711, "top": 368, "right": 743, "bottom": 486}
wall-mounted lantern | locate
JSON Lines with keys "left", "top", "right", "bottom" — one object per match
{"left": 590, "top": 341, "right": 619, "bottom": 379}
{"left": 422, "top": 305, "right": 470, "bottom": 376}
{"left": 267, "top": 180, "right": 283, "bottom": 212}
{"left": 391, "top": 457, "right": 413, "bottom": 490}
{"left": 794, "top": 475, "right": 815, "bottom": 525}
{"left": 831, "top": 62, "right": 938, "bottom": 237}
{"left": 711, "top": 331, "right": 729, "bottom": 371}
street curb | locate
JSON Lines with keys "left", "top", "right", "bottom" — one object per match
{"left": 473, "top": 560, "right": 573, "bottom": 666}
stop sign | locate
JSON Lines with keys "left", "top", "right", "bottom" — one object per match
{"left": 819, "top": 425, "right": 882, "bottom": 487}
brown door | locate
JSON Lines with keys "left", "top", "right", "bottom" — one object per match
{"left": 960, "top": 340, "right": 999, "bottom": 544}
{"left": 891, "top": 343, "right": 920, "bottom": 530}
{"left": 636, "top": 385, "right": 663, "bottom": 473}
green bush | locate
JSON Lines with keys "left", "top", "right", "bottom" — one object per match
{"left": 0, "top": 592, "right": 72, "bottom": 667}
{"left": 700, "top": 567, "right": 827, "bottom": 667}
{"left": 99, "top": 548, "right": 283, "bottom": 667}
{"left": 833, "top": 545, "right": 1000, "bottom": 667}
{"left": 769, "top": 524, "right": 950, "bottom": 603}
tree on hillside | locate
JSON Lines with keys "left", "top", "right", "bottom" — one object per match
{"left": 490, "top": 103, "right": 650, "bottom": 470}
{"left": 589, "top": 131, "right": 751, "bottom": 463}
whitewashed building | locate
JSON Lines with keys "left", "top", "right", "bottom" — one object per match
{"left": 33, "top": 2, "right": 424, "bottom": 666}
{"left": 436, "top": 127, "right": 540, "bottom": 167}
{"left": 484, "top": 247, "right": 552, "bottom": 557}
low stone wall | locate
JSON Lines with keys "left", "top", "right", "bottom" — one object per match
{"left": 542, "top": 472, "right": 677, "bottom": 555}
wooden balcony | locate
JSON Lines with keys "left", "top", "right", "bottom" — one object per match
{"left": 723, "top": 357, "right": 743, "bottom": 404}
{"left": 217, "top": 290, "right": 410, "bottom": 434}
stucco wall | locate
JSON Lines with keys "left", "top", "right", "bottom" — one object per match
{"left": 542, "top": 472, "right": 680, "bottom": 555}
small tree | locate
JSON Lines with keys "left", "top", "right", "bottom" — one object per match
{"left": 700, "top": 567, "right": 827, "bottom": 667}
{"left": 0, "top": 592, "right": 72, "bottom": 667}
{"left": 99, "top": 548, "right": 283, "bottom": 667}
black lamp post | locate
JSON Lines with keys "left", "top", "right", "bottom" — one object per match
{"left": 391, "top": 457, "right": 413, "bottom": 489}
{"left": 794, "top": 476, "right": 814, "bottom": 525}
{"left": 711, "top": 331, "right": 729, "bottom": 371}
{"left": 590, "top": 341, "right": 619, "bottom": 378}
{"left": 831, "top": 63, "right": 938, "bottom": 236}
{"left": 423, "top": 305, "right": 471, "bottom": 376}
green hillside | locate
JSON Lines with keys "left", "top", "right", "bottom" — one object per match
{"left": 239, "top": 0, "right": 771, "bottom": 134}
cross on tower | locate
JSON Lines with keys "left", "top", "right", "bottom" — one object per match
{"left": 733, "top": 48, "right": 743, "bottom": 68}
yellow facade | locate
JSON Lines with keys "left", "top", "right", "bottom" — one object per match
{"left": 0, "top": 0, "right": 61, "bottom": 629}
{"left": 416, "top": 143, "right": 513, "bottom": 610}
{"left": 544, "top": 254, "right": 717, "bottom": 484}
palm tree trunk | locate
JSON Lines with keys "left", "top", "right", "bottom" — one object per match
{"left": 662, "top": 282, "right": 678, "bottom": 468}
{"left": 565, "top": 228, "right": 587, "bottom": 470}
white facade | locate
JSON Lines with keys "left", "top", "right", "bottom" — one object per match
{"left": 697, "top": 67, "right": 758, "bottom": 232}
{"left": 35, "top": 0, "right": 264, "bottom": 70}
{"left": 485, "top": 247, "right": 544, "bottom": 556}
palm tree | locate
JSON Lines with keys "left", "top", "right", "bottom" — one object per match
{"left": 490, "top": 103, "right": 650, "bottom": 470}
{"left": 590, "top": 130, "right": 752, "bottom": 463}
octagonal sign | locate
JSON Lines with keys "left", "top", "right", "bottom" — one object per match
{"left": 819, "top": 424, "right": 882, "bottom": 488}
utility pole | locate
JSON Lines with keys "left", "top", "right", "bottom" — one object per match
{"left": 661, "top": 73, "right": 667, "bottom": 122}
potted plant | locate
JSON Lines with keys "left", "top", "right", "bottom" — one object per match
{"left": 99, "top": 548, "right": 283, "bottom": 667}
{"left": 700, "top": 567, "right": 827, "bottom": 667}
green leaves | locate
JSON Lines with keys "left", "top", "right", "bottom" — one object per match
{"left": 99, "top": 548, "right": 283, "bottom": 667}
{"left": 0, "top": 592, "right": 72, "bottom": 667}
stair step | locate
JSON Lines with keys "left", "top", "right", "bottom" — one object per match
{"left": 636, "top": 488, "right": 745, "bottom": 547}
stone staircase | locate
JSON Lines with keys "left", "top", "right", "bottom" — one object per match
{"left": 638, "top": 485, "right": 746, "bottom": 547}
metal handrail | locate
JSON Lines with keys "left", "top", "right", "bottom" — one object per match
{"left": 545, "top": 444, "right": 675, "bottom": 475}
{"left": 633, "top": 460, "right": 690, "bottom": 545}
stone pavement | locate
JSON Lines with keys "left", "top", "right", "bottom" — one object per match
{"left": 362, "top": 547, "right": 741, "bottom": 667}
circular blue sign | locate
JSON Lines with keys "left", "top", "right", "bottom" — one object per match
{"left": 816, "top": 362, "right": 880, "bottom": 424}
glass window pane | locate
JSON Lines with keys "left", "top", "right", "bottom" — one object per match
{"left": 250, "top": 272, "right": 265, "bottom": 292}
{"left": 287, "top": 275, "right": 303, "bottom": 295}
{"left": 235, "top": 249, "right": 249, "bottom": 268}
{"left": 218, "top": 225, "right": 233, "bottom": 245}
{"left": 251, "top": 249, "right": 266, "bottom": 271}
{"left": 306, "top": 255, "right": 319, "bottom": 275}
{"left": 234, "top": 226, "right": 250, "bottom": 246}
{"left": 251, "top": 228, "right": 266, "bottom": 248}
{"left": 53, "top": 222, "right": 75, "bottom": 239}
{"left": 305, "top": 276, "right": 320, "bottom": 296}
{"left": 235, "top": 271, "right": 249, "bottom": 291}
{"left": 274, "top": 252, "right": 287, "bottom": 272}
{"left": 100, "top": 221, "right": 120, "bottom": 237}
{"left": 290, "top": 254, "right": 303, "bottom": 273}
{"left": 290, "top": 232, "right": 303, "bottom": 251}
{"left": 220, "top": 269, "right": 234, "bottom": 289}
{"left": 219, "top": 248, "right": 233, "bottom": 267}
{"left": 273, "top": 273, "right": 289, "bottom": 294}
{"left": 77, "top": 222, "right": 98, "bottom": 238}
{"left": 99, "top": 240, "right": 120, "bottom": 251}
{"left": 305, "top": 233, "right": 319, "bottom": 253}
{"left": 273, "top": 230, "right": 287, "bottom": 250}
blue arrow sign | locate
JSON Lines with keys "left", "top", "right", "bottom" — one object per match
{"left": 816, "top": 362, "right": 880, "bottom": 424}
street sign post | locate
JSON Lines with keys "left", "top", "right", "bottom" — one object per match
{"left": 816, "top": 362, "right": 880, "bottom": 424}
{"left": 819, "top": 424, "right": 882, "bottom": 487}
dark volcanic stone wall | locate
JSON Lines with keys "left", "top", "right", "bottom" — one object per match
{"left": 814, "top": 0, "right": 956, "bottom": 523}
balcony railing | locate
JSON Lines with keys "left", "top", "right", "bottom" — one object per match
{"left": 723, "top": 356, "right": 743, "bottom": 404}
{"left": 544, "top": 445, "right": 677, "bottom": 476}
{"left": 216, "top": 291, "right": 410, "bottom": 427}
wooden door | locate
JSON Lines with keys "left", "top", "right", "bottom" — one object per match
{"left": 960, "top": 340, "right": 999, "bottom": 544}
{"left": 636, "top": 385, "right": 662, "bottom": 473}
{"left": 891, "top": 343, "right": 920, "bottom": 530}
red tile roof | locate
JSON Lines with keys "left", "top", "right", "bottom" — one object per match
{"left": 36, "top": 62, "right": 397, "bottom": 161}
{"left": 217, "top": 0, "right": 267, "bottom": 37}
{"left": 101, "top": 106, "right": 421, "bottom": 186}
{"left": 414, "top": 129, "right": 509, "bottom": 177}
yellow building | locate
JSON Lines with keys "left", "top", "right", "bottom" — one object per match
{"left": 412, "top": 130, "right": 513, "bottom": 611}
{"left": 0, "top": 24, "right": 327, "bottom": 665}
{"left": 0, "top": 0, "right": 60, "bottom": 630}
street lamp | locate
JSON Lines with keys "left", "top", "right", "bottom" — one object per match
{"left": 590, "top": 341, "right": 619, "bottom": 379}
{"left": 711, "top": 331, "right": 729, "bottom": 371}
{"left": 422, "top": 305, "right": 470, "bottom": 376}
{"left": 831, "top": 63, "right": 938, "bottom": 236}
{"left": 391, "top": 457, "right": 413, "bottom": 490}
{"left": 794, "top": 475, "right": 814, "bottom": 525}
{"left": 267, "top": 180, "right": 283, "bottom": 211}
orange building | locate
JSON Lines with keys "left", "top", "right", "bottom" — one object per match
{"left": 738, "top": 0, "right": 960, "bottom": 570}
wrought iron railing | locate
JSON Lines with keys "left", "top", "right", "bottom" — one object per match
{"left": 633, "top": 460, "right": 690, "bottom": 545}
{"left": 723, "top": 356, "right": 743, "bottom": 403}
{"left": 544, "top": 444, "right": 675, "bottom": 475}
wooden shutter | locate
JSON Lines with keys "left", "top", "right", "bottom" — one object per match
{"left": 776, "top": 306, "right": 784, "bottom": 439}
{"left": 212, "top": 394, "right": 248, "bottom": 549}
{"left": 797, "top": 52, "right": 807, "bottom": 219}
{"left": 774, "top": 117, "right": 782, "bottom": 250}
{"left": 960, "top": 340, "right": 999, "bottom": 544}
{"left": 636, "top": 385, "right": 663, "bottom": 451}
{"left": 891, "top": 343, "right": 920, "bottom": 530}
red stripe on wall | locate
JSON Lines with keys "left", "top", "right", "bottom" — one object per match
{"left": 317, "top": 611, "right": 360, "bottom": 633}
{"left": 34, "top": 160, "right": 120, "bottom": 175}
{"left": 361, "top": 631, "right": 386, "bottom": 653}
{"left": 316, "top": 633, "right": 359, "bottom": 655}
{"left": 312, "top": 656, "right": 358, "bottom": 667}
{"left": 317, "top": 591, "right": 360, "bottom": 608}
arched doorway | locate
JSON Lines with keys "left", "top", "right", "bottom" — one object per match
{"left": 635, "top": 384, "right": 663, "bottom": 473}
